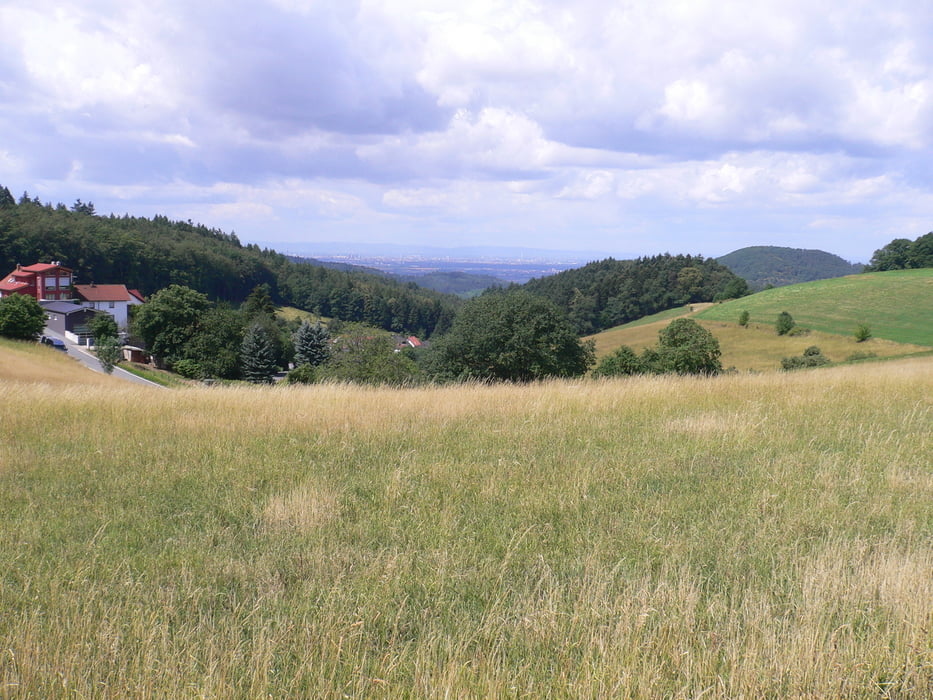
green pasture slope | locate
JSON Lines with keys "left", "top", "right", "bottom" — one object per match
{"left": 697, "top": 269, "right": 933, "bottom": 346}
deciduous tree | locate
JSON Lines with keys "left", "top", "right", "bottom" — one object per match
{"left": 132, "top": 284, "right": 209, "bottom": 367}
{"left": 591, "top": 345, "right": 645, "bottom": 377}
{"left": 0, "top": 293, "right": 46, "bottom": 340}
{"left": 317, "top": 327, "right": 418, "bottom": 386}
{"left": 431, "top": 290, "right": 595, "bottom": 382}
{"left": 775, "top": 311, "right": 795, "bottom": 336}
{"left": 89, "top": 313, "right": 119, "bottom": 342}
{"left": 651, "top": 318, "right": 722, "bottom": 375}
{"left": 94, "top": 337, "right": 122, "bottom": 374}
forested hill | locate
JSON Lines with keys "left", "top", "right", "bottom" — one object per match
{"left": 0, "top": 187, "right": 457, "bottom": 337}
{"left": 520, "top": 254, "right": 748, "bottom": 334}
{"left": 716, "top": 246, "right": 863, "bottom": 289}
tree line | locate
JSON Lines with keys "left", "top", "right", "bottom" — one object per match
{"left": 865, "top": 232, "right": 933, "bottom": 271}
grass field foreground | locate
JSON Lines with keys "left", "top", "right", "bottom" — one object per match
{"left": 1, "top": 356, "right": 932, "bottom": 697}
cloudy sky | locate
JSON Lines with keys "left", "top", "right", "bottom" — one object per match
{"left": 2, "top": 0, "right": 932, "bottom": 261}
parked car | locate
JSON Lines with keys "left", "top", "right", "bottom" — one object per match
{"left": 40, "top": 335, "right": 67, "bottom": 351}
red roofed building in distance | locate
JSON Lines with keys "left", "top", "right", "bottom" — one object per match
{"left": 73, "top": 283, "right": 145, "bottom": 330}
{"left": 0, "top": 262, "right": 73, "bottom": 301}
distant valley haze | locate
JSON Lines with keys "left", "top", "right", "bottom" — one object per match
{"left": 280, "top": 240, "right": 866, "bottom": 285}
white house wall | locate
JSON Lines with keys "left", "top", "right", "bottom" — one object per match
{"left": 80, "top": 301, "right": 129, "bottom": 329}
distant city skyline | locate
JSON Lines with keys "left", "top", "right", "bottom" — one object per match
{"left": 3, "top": 1, "right": 932, "bottom": 263}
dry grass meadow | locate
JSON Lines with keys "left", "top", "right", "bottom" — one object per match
{"left": 1, "top": 338, "right": 931, "bottom": 697}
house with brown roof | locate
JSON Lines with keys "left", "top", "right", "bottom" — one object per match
{"left": 73, "top": 284, "right": 145, "bottom": 330}
{"left": 0, "top": 262, "right": 73, "bottom": 301}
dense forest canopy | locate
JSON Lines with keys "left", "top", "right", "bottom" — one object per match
{"left": 519, "top": 254, "right": 748, "bottom": 334}
{"left": 865, "top": 232, "right": 933, "bottom": 271}
{"left": 0, "top": 185, "right": 457, "bottom": 337}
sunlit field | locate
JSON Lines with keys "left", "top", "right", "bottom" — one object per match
{"left": 1, "top": 353, "right": 931, "bottom": 697}
{"left": 697, "top": 269, "right": 933, "bottom": 347}
{"left": 590, "top": 313, "right": 929, "bottom": 373}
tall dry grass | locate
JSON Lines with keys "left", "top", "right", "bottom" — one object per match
{"left": 0, "top": 338, "right": 117, "bottom": 387}
{"left": 1, "top": 357, "right": 931, "bottom": 697}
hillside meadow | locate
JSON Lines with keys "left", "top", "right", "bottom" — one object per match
{"left": 588, "top": 268, "right": 933, "bottom": 372}
{"left": 1, "top": 342, "right": 931, "bottom": 698}
{"left": 587, "top": 307, "right": 929, "bottom": 373}
{"left": 696, "top": 269, "right": 933, "bottom": 347}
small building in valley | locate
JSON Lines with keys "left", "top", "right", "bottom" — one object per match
{"left": 73, "top": 284, "right": 145, "bottom": 330}
{"left": 41, "top": 301, "right": 99, "bottom": 344}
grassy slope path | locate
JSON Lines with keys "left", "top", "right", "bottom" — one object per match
{"left": 696, "top": 269, "right": 933, "bottom": 346}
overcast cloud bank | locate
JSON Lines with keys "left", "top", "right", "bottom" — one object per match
{"left": 2, "top": 0, "right": 932, "bottom": 261}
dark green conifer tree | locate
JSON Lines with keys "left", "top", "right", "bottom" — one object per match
{"left": 293, "top": 320, "right": 330, "bottom": 367}
{"left": 240, "top": 323, "right": 277, "bottom": 384}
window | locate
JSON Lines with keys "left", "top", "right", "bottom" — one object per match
{"left": 109, "top": 301, "right": 115, "bottom": 308}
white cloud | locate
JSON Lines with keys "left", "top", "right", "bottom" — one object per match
{"left": 357, "top": 107, "right": 558, "bottom": 176}
{"left": 4, "top": 3, "right": 176, "bottom": 116}
{"left": 4, "top": 0, "right": 933, "bottom": 260}
{"left": 659, "top": 80, "right": 718, "bottom": 124}
{"left": 556, "top": 171, "right": 614, "bottom": 200}
{"left": 382, "top": 185, "right": 477, "bottom": 211}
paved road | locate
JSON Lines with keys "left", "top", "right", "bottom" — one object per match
{"left": 43, "top": 328, "right": 162, "bottom": 388}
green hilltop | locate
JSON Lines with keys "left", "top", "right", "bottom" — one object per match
{"left": 716, "top": 245, "right": 863, "bottom": 289}
{"left": 696, "top": 269, "right": 933, "bottom": 347}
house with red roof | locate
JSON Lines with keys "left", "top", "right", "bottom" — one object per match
{"left": 394, "top": 335, "right": 424, "bottom": 351}
{"left": 73, "top": 284, "right": 145, "bottom": 330}
{"left": 0, "top": 262, "right": 73, "bottom": 301}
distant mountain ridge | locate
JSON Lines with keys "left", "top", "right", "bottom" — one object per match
{"left": 717, "top": 246, "right": 863, "bottom": 289}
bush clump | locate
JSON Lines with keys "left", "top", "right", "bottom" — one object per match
{"left": 172, "top": 358, "right": 205, "bottom": 379}
{"left": 781, "top": 346, "right": 830, "bottom": 371}
{"left": 593, "top": 319, "right": 722, "bottom": 377}
{"left": 592, "top": 345, "right": 645, "bottom": 377}
{"left": 775, "top": 311, "right": 796, "bottom": 335}
{"left": 284, "top": 363, "right": 318, "bottom": 385}
{"left": 854, "top": 323, "right": 872, "bottom": 342}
